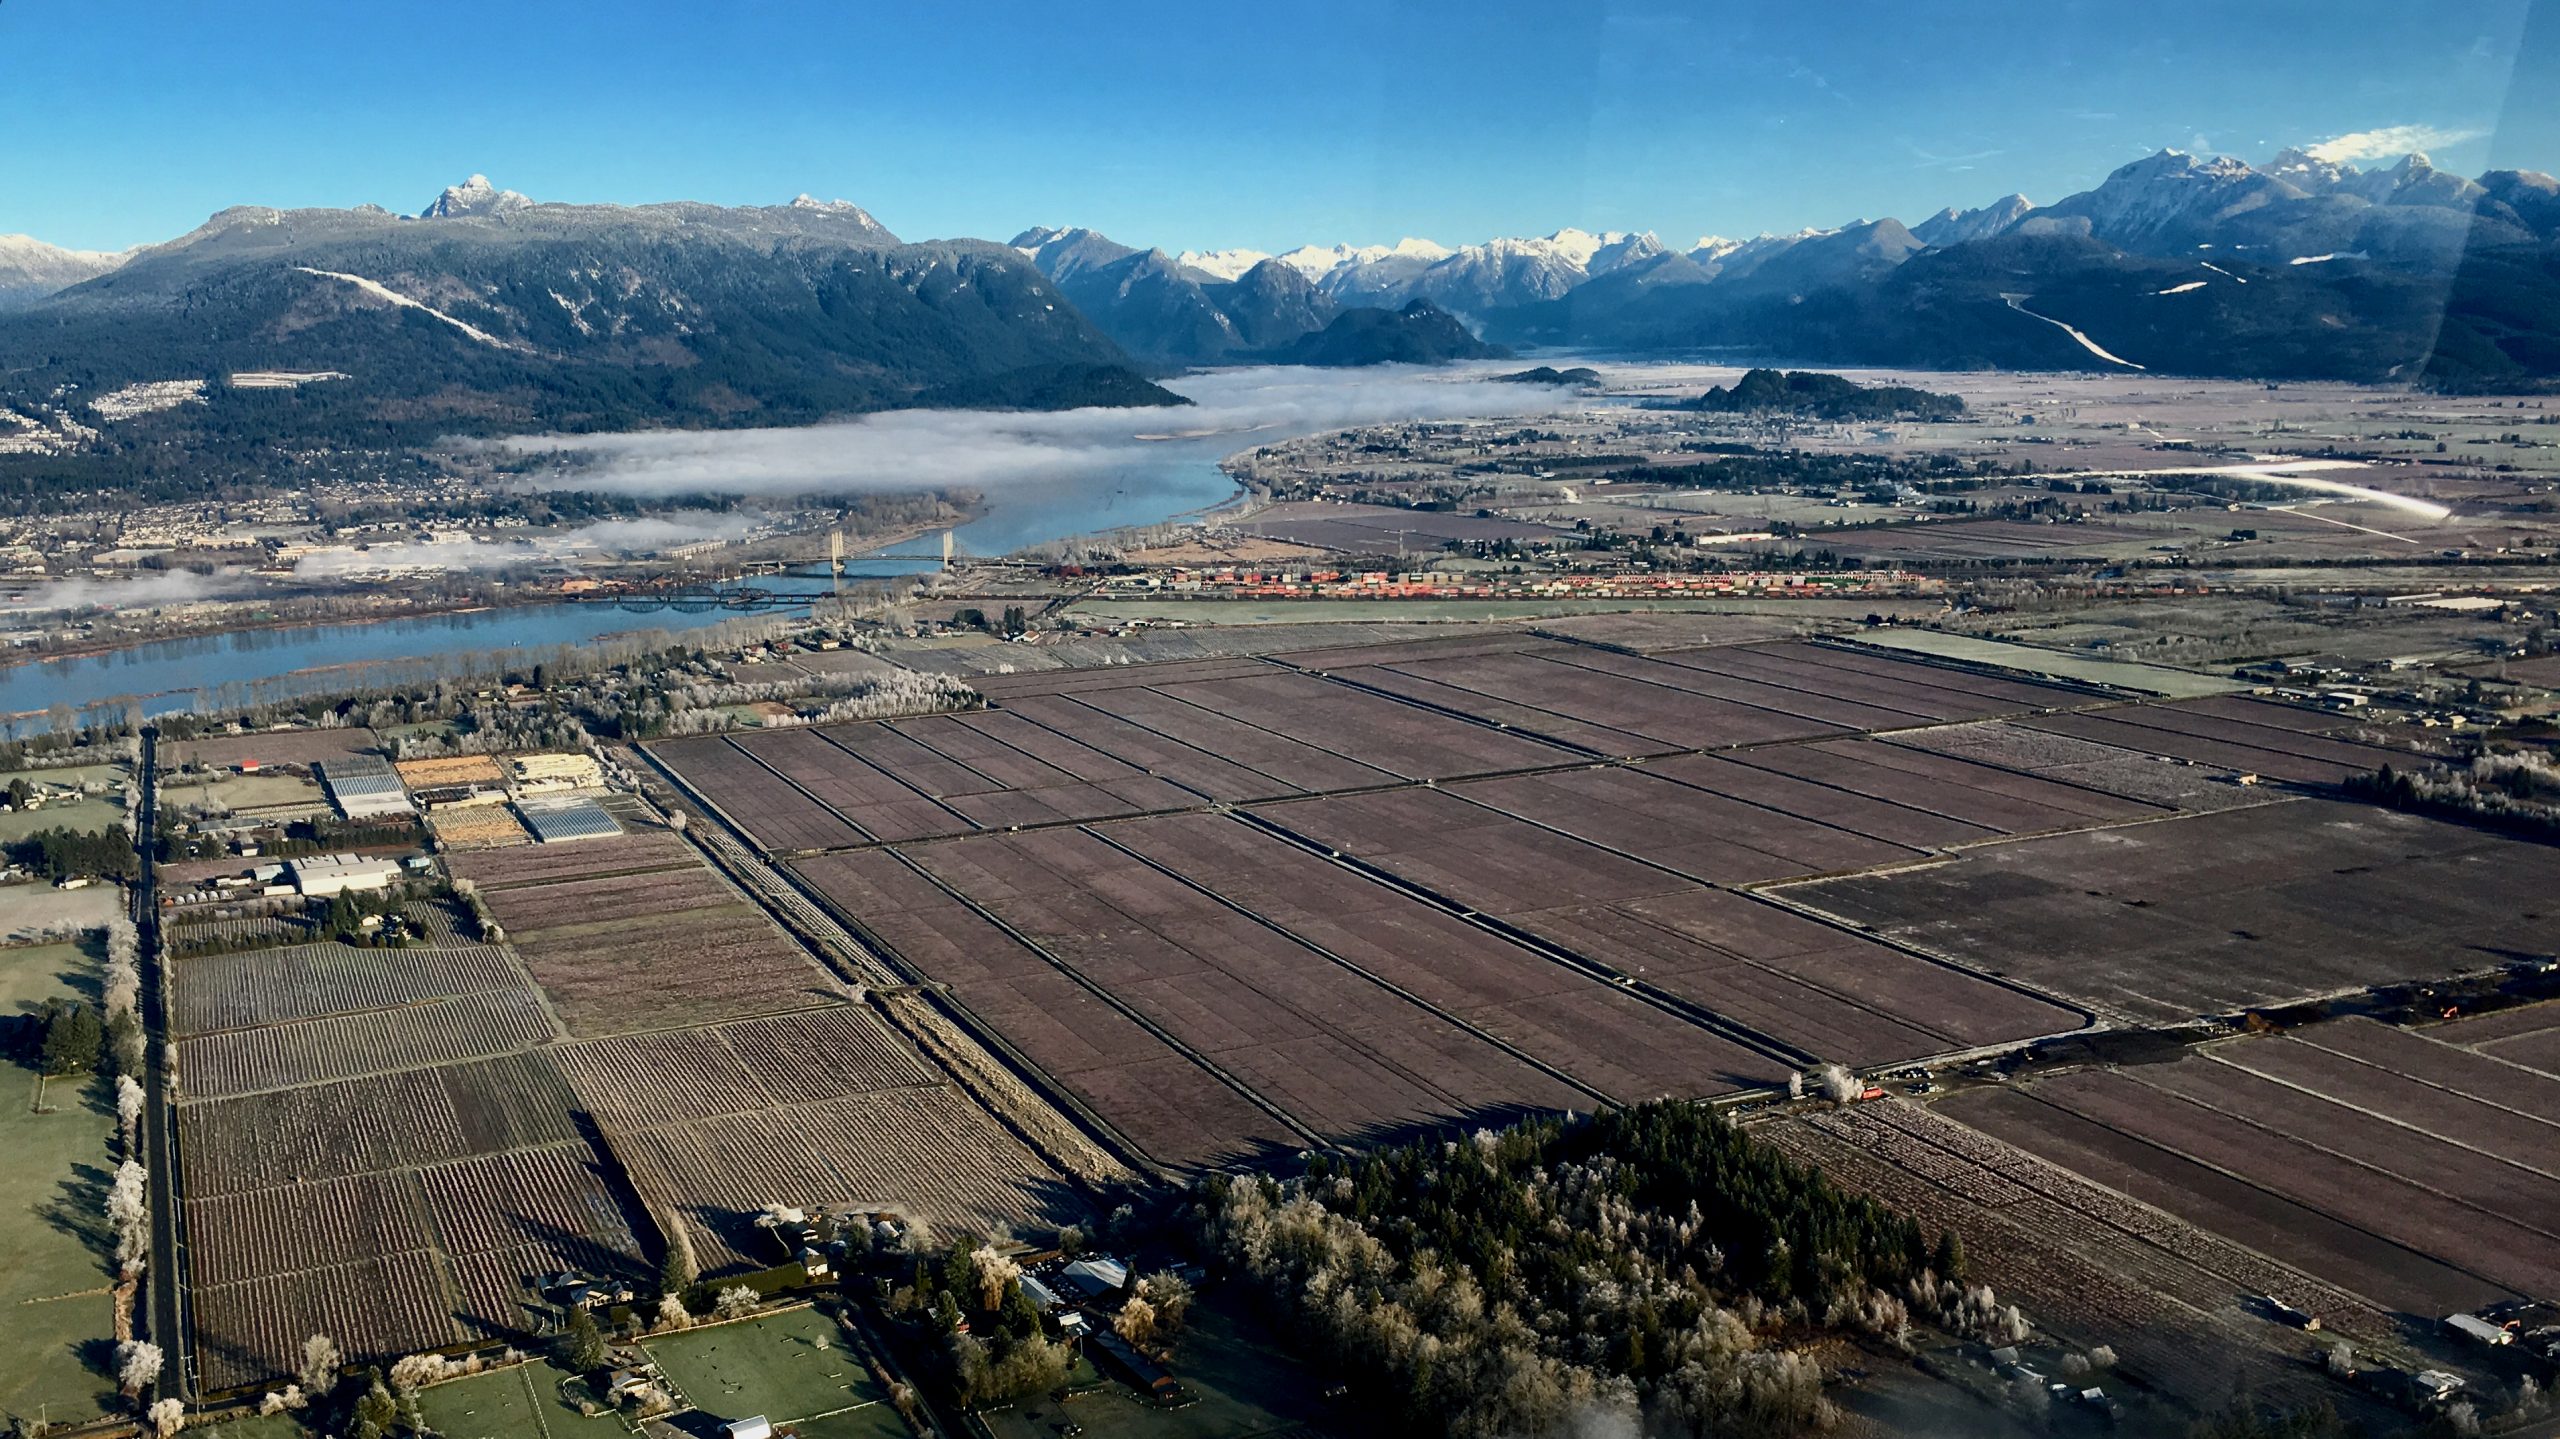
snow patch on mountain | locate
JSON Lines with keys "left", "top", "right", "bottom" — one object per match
{"left": 1175, "top": 248, "right": 1274, "bottom": 281}
{"left": 293, "top": 266, "right": 517, "bottom": 348}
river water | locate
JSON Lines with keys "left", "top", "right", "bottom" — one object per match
{"left": 0, "top": 363, "right": 1584, "bottom": 725}
{"left": 0, "top": 458, "right": 1238, "bottom": 725}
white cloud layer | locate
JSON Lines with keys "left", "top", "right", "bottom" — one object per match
{"left": 289, "top": 513, "right": 771, "bottom": 577}
{"left": 2302, "top": 124, "right": 2486, "bottom": 164}
{"left": 0, "top": 570, "right": 250, "bottom": 614}
{"left": 498, "top": 365, "right": 1590, "bottom": 499}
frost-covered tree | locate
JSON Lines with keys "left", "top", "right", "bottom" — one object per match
{"left": 118, "top": 1339, "right": 164, "bottom": 1395}
{"left": 299, "top": 1334, "right": 340, "bottom": 1395}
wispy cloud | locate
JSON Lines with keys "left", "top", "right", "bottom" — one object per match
{"left": 2303, "top": 123, "right": 2486, "bottom": 164}
{"left": 1903, "top": 141, "right": 2006, "bottom": 171}
{"left": 500, "top": 366, "right": 1588, "bottom": 499}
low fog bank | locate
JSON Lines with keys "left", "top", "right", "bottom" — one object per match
{"left": 498, "top": 365, "right": 1592, "bottom": 498}
{"left": 289, "top": 513, "right": 773, "bottom": 578}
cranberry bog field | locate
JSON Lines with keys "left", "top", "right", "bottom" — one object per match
{"left": 638, "top": 630, "right": 2548, "bottom": 1184}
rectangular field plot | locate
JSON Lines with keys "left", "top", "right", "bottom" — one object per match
{"left": 2018, "top": 707, "right": 2403, "bottom": 786}
{"left": 654, "top": 734, "right": 871, "bottom": 852}
{"left": 178, "top": 1053, "right": 644, "bottom": 1390}
{"left": 465, "top": 815, "right": 848, "bottom": 1036}
{"left": 183, "top": 1170, "right": 436, "bottom": 1288}
{"left": 989, "top": 693, "right": 1326, "bottom": 802}
{"left": 1885, "top": 721, "right": 2278, "bottom": 812}
{"left": 1660, "top": 640, "right": 2093, "bottom": 718}
{"left": 1353, "top": 648, "right": 1850, "bottom": 752}
{"left": 178, "top": 987, "right": 559, "bottom": 1099}
{"left": 194, "top": 1250, "right": 462, "bottom": 1393}
{"left": 512, "top": 911, "right": 846, "bottom": 1036}
{"left": 1779, "top": 801, "right": 2558, "bottom": 1024}
{"left": 1451, "top": 766, "right": 1922, "bottom": 883}
{"left": 446, "top": 829, "right": 695, "bottom": 887}
{"left": 1526, "top": 887, "right": 2084, "bottom": 1061}
{"left": 1316, "top": 658, "right": 1674, "bottom": 756}
{"left": 901, "top": 826, "right": 1595, "bottom": 1140}
{"left": 172, "top": 938, "right": 527, "bottom": 1034}
{"left": 1105, "top": 810, "right": 1792, "bottom": 1099}
{"left": 791, "top": 848, "right": 1377, "bottom": 1168}
{"left": 1131, "top": 669, "right": 1577, "bottom": 780}
{"left": 1940, "top": 1041, "right": 2560, "bottom": 1310}
{"left": 1721, "top": 738, "right": 2162, "bottom": 834}
{"left": 179, "top": 1051, "right": 585, "bottom": 1197}
{"left": 610, "top": 1086, "right": 1077, "bottom": 1275}
{"left": 558, "top": 1005, "right": 937, "bottom": 1131}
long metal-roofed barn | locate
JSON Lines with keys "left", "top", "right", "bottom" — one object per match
{"left": 316, "top": 754, "right": 415, "bottom": 820}
{"left": 515, "top": 795, "right": 623, "bottom": 843}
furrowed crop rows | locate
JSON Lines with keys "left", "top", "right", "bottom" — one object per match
{"left": 613, "top": 1087, "right": 1064, "bottom": 1275}
{"left": 179, "top": 988, "right": 559, "bottom": 1099}
{"left": 478, "top": 866, "right": 741, "bottom": 931}
{"left": 193, "top": 1250, "right": 458, "bottom": 1394}
{"left": 183, "top": 1170, "right": 435, "bottom": 1287}
{"left": 173, "top": 941, "right": 526, "bottom": 1034}
{"left": 445, "top": 829, "right": 695, "bottom": 888}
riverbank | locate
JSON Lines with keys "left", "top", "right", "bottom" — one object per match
{"left": 0, "top": 511, "right": 965, "bottom": 680}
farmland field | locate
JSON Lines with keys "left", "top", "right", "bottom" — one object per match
{"left": 1778, "top": 800, "right": 2557, "bottom": 1024}
{"left": 1759, "top": 1098, "right": 2401, "bottom": 1418}
{"left": 460, "top": 817, "right": 848, "bottom": 1035}
{"left": 0, "top": 938, "right": 119, "bottom": 1427}
{"left": 1934, "top": 1013, "right": 2560, "bottom": 1316}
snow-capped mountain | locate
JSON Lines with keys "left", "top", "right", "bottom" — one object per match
{"left": 1586, "top": 231, "right": 1667, "bottom": 276}
{"left": 1173, "top": 247, "right": 1273, "bottom": 282}
{"left": 1911, "top": 194, "right": 2035, "bottom": 247}
{"left": 1011, "top": 226, "right": 1145, "bottom": 284}
{"left": 2033, "top": 150, "right": 2304, "bottom": 248}
{"left": 0, "top": 234, "right": 130, "bottom": 309}
{"left": 420, "top": 174, "right": 533, "bottom": 219}
{"left": 1273, "top": 238, "right": 1452, "bottom": 285}
{"left": 1309, "top": 229, "right": 1661, "bottom": 317}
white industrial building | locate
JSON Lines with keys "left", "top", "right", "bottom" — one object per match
{"left": 290, "top": 853, "right": 404, "bottom": 896}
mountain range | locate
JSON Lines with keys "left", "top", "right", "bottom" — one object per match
{"left": 1017, "top": 148, "right": 2560, "bottom": 386}
{"left": 0, "top": 179, "right": 1180, "bottom": 474}
{"left": 6, "top": 146, "right": 2560, "bottom": 491}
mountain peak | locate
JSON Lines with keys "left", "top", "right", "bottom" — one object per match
{"left": 420, "top": 174, "right": 533, "bottom": 219}
{"left": 788, "top": 193, "right": 871, "bottom": 216}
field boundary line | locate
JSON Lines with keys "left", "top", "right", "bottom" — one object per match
{"left": 2196, "top": 1044, "right": 2560, "bottom": 1186}
{"left": 1226, "top": 805, "right": 1816, "bottom": 1071}
{"left": 1077, "top": 821, "right": 1620, "bottom": 1109}
{"left": 1739, "top": 878, "right": 2100, "bottom": 1038}
{"left": 877, "top": 845, "right": 1329, "bottom": 1155}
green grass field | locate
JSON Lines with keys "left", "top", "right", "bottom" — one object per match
{"left": 412, "top": 1362, "right": 633, "bottom": 1439}
{"left": 0, "top": 936, "right": 119, "bottom": 1431}
{"left": 643, "top": 1305, "right": 899, "bottom": 1439}
{"left": 0, "top": 796, "right": 126, "bottom": 844}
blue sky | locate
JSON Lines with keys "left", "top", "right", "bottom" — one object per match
{"left": 2, "top": 0, "right": 2546, "bottom": 254}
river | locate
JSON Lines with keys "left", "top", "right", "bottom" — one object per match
{"left": 0, "top": 363, "right": 1582, "bottom": 726}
